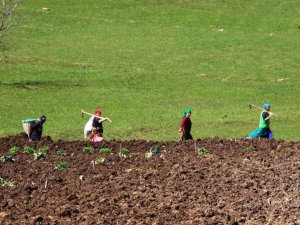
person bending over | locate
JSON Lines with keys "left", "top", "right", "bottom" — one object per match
{"left": 29, "top": 115, "right": 46, "bottom": 141}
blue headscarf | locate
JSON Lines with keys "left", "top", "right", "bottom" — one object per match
{"left": 263, "top": 103, "right": 270, "bottom": 109}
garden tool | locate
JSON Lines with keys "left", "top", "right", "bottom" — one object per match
{"left": 248, "top": 104, "right": 277, "bottom": 117}
{"left": 81, "top": 109, "right": 112, "bottom": 122}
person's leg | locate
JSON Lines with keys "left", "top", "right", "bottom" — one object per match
{"left": 267, "top": 128, "right": 273, "bottom": 139}
{"left": 261, "top": 128, "right": 273, "bottom": 139}
{"left": 185, "top": 131, "right": 193, "bottom": 140}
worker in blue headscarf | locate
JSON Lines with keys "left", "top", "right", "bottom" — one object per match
{"left": 247, "top": 103, "right": 273, "bottom": 139}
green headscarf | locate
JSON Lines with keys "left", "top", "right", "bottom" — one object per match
{"left": 182, "top": 108, "right": 192, "bottom": 119}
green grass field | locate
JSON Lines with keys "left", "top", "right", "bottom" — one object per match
{"left": 0, "top": 0, "right": 299, "bottom": 141}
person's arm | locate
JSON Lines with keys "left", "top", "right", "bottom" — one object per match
{"left": 263, "top": 112, "right": 273, "bottom": 121}
{"left": 97, "top": 117, "right": 112, "bottom": 123}
{"left": 179, "top": 117, "right": 187, "bottom": 131}
{"left": 103, "top": 117, "right": 112, "bottom": 122}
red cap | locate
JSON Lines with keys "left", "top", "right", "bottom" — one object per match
{"left": 95, "top": 109, "right": 102, "bottom": 114}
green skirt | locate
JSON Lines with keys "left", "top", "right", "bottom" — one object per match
{"left": 247, "top": 127, "right": 273, "bottom": 139}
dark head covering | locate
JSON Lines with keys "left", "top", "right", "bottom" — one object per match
{"left": 39, "top": 115, "right": 46, "bottom": 123}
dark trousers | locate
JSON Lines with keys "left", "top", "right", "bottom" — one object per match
{"left": 182, "top": 131, "right": 193, "bottom": 140}
{"left": 262, "top": 127, "right": 273, "bottom": 139}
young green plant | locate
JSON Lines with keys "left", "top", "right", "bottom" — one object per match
{"left": 0, "top": 177, "right": 14, "bottom": 188}
{"left": 145, "top": 146, "right": 161, "bottom": 158}
{"left": 118, "top": 148, "right": 129, "bottom": 158}
{"left": 0, "top": 155, "right": 15, "bottom": 162}
{"left": 83, "top": 146, "right": 94, "bottom": 153}
{"left": 99, "top": 148, "right": 111, "bottom": 154}
{"left": 38, "top": 146, "right": 50, "bottom": 154}
{"left": 197, "top": 147, "right": 211, "bottom": 156}
{"left": 57, "top": 150, "right": 66, "bottom": 157}
{"left": 33, "top": 152, "right": 45, "bottom": 160}
{"left": 95, "top": 156, "right": 106, "bottom": 164}
{"left": 54, "top": 161, "right": 70, "bottom": 170}
{"left": 8, "top": 146, "right": 19, "bottom": 154}
{"left": 24, "top": 146, "right": 35, "bottom": 154}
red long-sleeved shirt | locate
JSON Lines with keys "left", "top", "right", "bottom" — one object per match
{"left": 180, "top": 116, "right": 192, "bottom": 132}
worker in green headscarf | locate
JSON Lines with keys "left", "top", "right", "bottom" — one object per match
{"left": 179, "top": 108, "right": 193, "bottom": 140}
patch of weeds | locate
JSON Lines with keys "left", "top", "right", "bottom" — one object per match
{"left": 118, "top": 148, "right": 129, "bottom": 158}
{"left": 8, "top": 146, "right": 19, "bottom": 154}
{"left": 95, "top": 156, "right": 106, "bottom": 164}
{"left": 57, "top": 150, "right": 66, "bottom": 157}
{"left": 0, "top": 155, "right": 15, "bottom": 162}
{"left": 54, "top": 161, "right": 70, "bottom": 170}
{"left": 38, "top": 146, "right": 50, "bottom": 154}
{"left": 0, "top": 177, "right": 14, "bottom": 188}
{"left": 99, "top": 148, "right": 111, "bottom": 154}
{"left": 83, "top": 146, "right": 94, "bottom": 153}
{"left": 24, "top": 146, "right": 35, "bottom": 154}
{"left": 197, "top": 147, "right": 211, "bottom": 156}
{"left": 244, "top": 145, "right": 254, "bottom": 152}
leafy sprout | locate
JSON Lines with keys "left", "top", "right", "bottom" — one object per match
{"left": 197, "top": 147, "right": 211, "bottom": 156}
{"left": 99, "top": 148, "right": 111, "bottom": 154}
{"left": 33, "top": 152, "right": 45, "bottom": 160}
{"left": 8, "top": 146, "right": 19, "bottom": 154}
{"left": 0, "top": 155, "right": 15, "bottom": 162}
{"left": 95, "top": 156, "right": 106, "bottom": 164}
{"left": 150, "top": 146, "right": 161, "bottom": 154}
{"left": 57, "top": 150, "right": 66, "bottom": 157}
{"left": 145, "top": 146, "right": 161, "bottom": 158}
{"left": 118, "top": 148, "right": 129, "bottom": 158}
{"left": 0, "top": 177, "right": 14, "bottom": 188}
{"left": 83, "top": 146, "right": 94, "bottom": 153}
{"left": 54, "top": 161, "right": 70, "bottom": 170}
{"left": 24, "top": 146, "right": 35, "bottom": 154}
{"left": 38, "top": 146, "right": 50, "bottom": 154}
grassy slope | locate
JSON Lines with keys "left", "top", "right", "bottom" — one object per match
{"left": 0, "top": 0, "right": 299, "bottom": 140}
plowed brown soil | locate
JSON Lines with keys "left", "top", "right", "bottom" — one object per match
{"left": 1, "top": 133, "right": 300, "bottom": 225}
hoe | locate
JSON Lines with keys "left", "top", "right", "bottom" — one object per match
{"left": 249, "top": 104, "right": 277, "bottom": 117}
{"left": 81, "top": 109, "right": 112, "bottom": 122}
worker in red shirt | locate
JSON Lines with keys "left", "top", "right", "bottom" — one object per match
{"left": 90, "top": 109, "right": 111, "bottom": 142}
{"left": 179, "top": 109, "right": 193, "bottom": 140}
